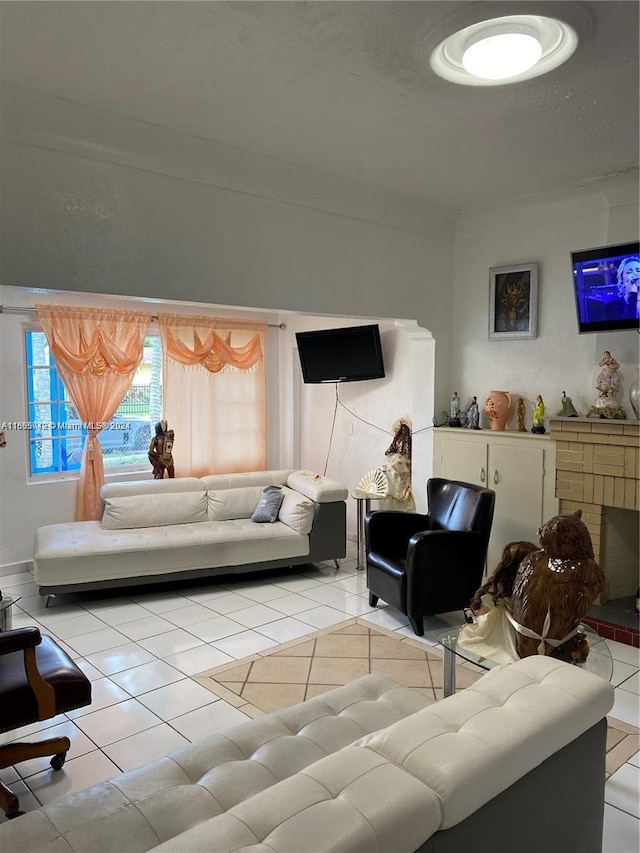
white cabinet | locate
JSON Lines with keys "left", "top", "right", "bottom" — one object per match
{"left": 433, "top": 428, "right": 557, "bottom": 571}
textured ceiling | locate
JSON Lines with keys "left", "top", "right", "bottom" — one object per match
{"left": 1, "top": 1, "right": 638, "bottom": 209}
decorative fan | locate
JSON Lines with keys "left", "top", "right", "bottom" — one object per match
{"left": 356, "top": 468, "right": 389, "bottom": 497}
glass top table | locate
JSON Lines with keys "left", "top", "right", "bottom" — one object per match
{"left": 436, "top": 623, "right": 613, "bottom": 697}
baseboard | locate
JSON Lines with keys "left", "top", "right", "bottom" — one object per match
{"left": 0, "top": 561, "right": 32, "bottom": 577}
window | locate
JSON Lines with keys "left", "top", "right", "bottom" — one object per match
{"left": 25, "top": 331, "right": 162, "bottom": 476}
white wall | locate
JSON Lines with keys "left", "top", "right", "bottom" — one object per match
{"left": 278, "top": 315, "right": 434, "bottom": 539}
{"left": 451, "top": 174, "right": 639, "bottom": 427}
{"left": 0, "top": 87, "right": 456, "bottom": 410}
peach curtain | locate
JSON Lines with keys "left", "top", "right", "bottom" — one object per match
{"left": 158, "top": 313, "right": 267, "bottom": 477}
{"left": 36, "top": 305, "right": 151, "bottom": 520}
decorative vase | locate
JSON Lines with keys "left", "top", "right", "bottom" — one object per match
{"left": 484, "top": 390, "right": 513, "bottom": 431}
{"left": 630, "top": 367, "right": 640, "bottom": 420}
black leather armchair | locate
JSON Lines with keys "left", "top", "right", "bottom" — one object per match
{"left": 0, "top": 626, "right": 92, "bottom": 818}
{"left": 365, "top": 478, "right": 496, "bottom": 636}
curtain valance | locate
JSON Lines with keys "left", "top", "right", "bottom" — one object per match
{"left": 36, "top": 306, "right": 151, "bottom": 376}
{"left": 157, "top": 313, "right": 265, "bottom": 373}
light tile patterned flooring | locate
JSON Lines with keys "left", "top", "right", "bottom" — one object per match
{"left": 1, "top": 541, "right": 638, "bottom": 851}
{"left": 193, "top": 619, "right": 483, "bottom": 715}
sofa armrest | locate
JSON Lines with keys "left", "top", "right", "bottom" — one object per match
{"left": 287, "top": 471, "right": 348, "bottom": 503}
{"left": 355, "top": 656, "right": 614, "bottom": 831}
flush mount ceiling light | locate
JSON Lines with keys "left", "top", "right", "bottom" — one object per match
{"left": 430, "top": 15, "right": 578, "bottom": 86}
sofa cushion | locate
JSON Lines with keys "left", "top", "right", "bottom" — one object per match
{"left": 200, "top": 470, "right": 293, "bottom": 491}
{"left": 207, "top": 486, "right": 264, "bottom": 521}
{"left": 100, "top": 478, "right": 204, "bottom": 499}
{"left": 34, "top": 518, "right": 308, "bottom": 587}
{"left": 251, "top": 486, "right": 285, "bottom": 523}
{"left": 102, "top": 492, "right": 208, "bottom": 530}
{"left": 278, "top": 486, "right": 315, "bottom": 535}
{"left": 287, "top": 471, "right": 348, "bottom": 503}
{"left": 156, "top": 747, "right": 440, "bottom": 853}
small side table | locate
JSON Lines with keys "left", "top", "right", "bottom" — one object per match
{"left": 0, "top": 594, "right": 21, "bottom": 631}
{"left": 351, "top": 490, "right": 386, "bottom": 571}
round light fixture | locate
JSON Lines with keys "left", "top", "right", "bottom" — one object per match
{"left": 431, "top": 15, "right": 578, "bottom": 86}
{"left": 462, "top": 25, "right": 543, "bottom": 80}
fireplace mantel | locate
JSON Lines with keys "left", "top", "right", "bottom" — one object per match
{"left": 549, "top": 416, "right": 639, "bottom": 604}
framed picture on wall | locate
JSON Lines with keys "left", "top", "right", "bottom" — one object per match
{"left": 489, "top": 262, "right": 538, "bottom": 340}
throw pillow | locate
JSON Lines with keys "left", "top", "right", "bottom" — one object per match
{"left": 251, "top": 485, "right": 284, "bottom": 523}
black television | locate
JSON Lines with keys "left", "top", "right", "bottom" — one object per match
{"left": 571, "top": 241, "right": 640, "bottom": 334}
{"left": 295, "top": 324, "right": 385, "bottom": 383}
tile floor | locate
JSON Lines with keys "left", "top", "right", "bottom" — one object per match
{"left": 193, "top": 619, "right": 482, "bottom": 715}
{"left": 1, "top": 541, "right": 638, "bottom": 851}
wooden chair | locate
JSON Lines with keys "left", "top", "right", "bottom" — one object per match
{"left": 0, "top": 626, "right": 92, "bottom": 818}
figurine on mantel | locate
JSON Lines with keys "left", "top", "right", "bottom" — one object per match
{"left": 449, "top": 391, "right": 462, "bottom": 427}
{"left": 466, "top": 396, "right": 480, "bottom": 429}
{"left": 587, "top": 350, "right": 627, "bottom": 419}
{"left": 517, "top": 398, "right": 527, "bottom": 432}
{"left": 531, "top": 395, "right": 545, "bottom": 434}
{"left": 557, "top": 391, "right": 579, "bottom": 418}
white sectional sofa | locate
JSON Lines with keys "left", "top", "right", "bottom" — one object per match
{"left": 2, "top": 656, "right": 614, "bottom": 853}
{"left": 33, "top": 469, "right": 347, "bottom": 596}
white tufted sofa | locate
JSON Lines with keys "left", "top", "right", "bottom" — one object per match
{"left": 33, "top": 470, "right": 347, "bottom": 596}
{"left": 2, "top": 656, "right": 614, "bottom": 853}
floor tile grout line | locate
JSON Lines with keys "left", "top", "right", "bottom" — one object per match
{"left": 604, "top": 800, "right": 640, "bottom": 820}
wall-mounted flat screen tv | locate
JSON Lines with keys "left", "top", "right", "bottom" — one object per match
{"left": 295, "top": 324, "right": 385, "bottom": 383}
{"left": 571, "top": 241, "right": 640, "bottom": 333}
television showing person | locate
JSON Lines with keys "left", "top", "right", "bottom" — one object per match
{"left": 616, "top": 256, "right": 640, "bottom": 318}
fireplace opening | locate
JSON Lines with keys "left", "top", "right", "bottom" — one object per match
{"left": 602, "top": 507, "right": 639, "bottom": 602}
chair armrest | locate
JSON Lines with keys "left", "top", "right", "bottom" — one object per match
{"left": 0, "top": 626, "right": 42, "bottom": 655}
{"left": 407, "top": 529, "right": 484, "bottom": 567}
{"left": 366, "top": 511, "right": 431, "bottom": 555}
{"left": 0, "top": 626, "right": 56, "bottom": 717}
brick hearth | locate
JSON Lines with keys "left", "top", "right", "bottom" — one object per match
{"left": 549, "top": 417, "right": 639, "bottom": 621}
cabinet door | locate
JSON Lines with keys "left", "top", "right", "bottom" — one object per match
{"left": 487, "top": 443, "right": 544, "bottom": 569}
{"left": 438, "top": 438, "right": 488, "bottom": 487}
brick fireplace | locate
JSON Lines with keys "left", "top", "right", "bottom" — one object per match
{"left": 549, "top": 417, "right": 639, "bottom": 614}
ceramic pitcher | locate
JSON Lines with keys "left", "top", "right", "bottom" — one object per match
{"left": 484, "top": 390, "right": 513, "bottom": 431}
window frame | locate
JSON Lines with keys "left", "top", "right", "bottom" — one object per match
{"left": 24, "top": 324, "right": 160, "bottom": 481}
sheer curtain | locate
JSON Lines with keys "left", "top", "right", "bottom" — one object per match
{"left": 157, "top": 313, "right": 266, "bottom": 477}
{"left": 36, "top": 305, "right": 151, "bottom": 520}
